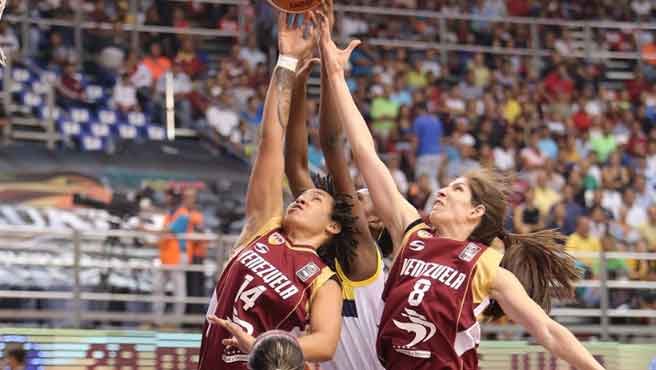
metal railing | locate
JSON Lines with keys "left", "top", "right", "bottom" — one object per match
{"left": 0, "top": 224, "right": 654, "bottom": 340}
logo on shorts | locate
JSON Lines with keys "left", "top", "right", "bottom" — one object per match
{"left": 392, "top": 308, "right": 436, "bottom": 358}
{"left": 417, "top": 230, "right": 432, "bottom": 239}
{"left": 253, "top": 242, "right": 269, "bottom": 254}
{"left": 458, "top": 243, "right": 481, "bottom": 262}
{"left": 296, "top": 262, "right": 320, "bottom": 282}
{"left": 268, "top": 232, "right": 285, "bottom": 245}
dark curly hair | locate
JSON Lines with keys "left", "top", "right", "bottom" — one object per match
{"left": 312, "top": 174, "right": 359, "bottom": 275}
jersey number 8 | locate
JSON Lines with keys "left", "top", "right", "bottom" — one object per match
{"left": 408, "top": 279, "right": 431, "bottom": 306}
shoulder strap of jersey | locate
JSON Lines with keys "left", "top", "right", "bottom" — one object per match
{"left": 335, "top": 245, "right": 383, "bottom": 287}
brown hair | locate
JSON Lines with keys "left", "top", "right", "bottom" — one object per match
{"left": 465, "top": 169, "right": 580, "bottom": 320}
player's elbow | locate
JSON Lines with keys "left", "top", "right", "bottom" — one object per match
{"left": 313, "top": 343, "right": 337, "bottom": 362}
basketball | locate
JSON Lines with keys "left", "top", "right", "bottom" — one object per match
{"left": 267, "top": 0, "right": 322, "bottom": 13}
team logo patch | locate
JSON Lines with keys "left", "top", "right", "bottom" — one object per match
{"left": 417, "top": 230, "right": 432, "bottom": 239}
{"left": 296, "top": 262, "right": 320, "bottom": 282}
{"left": 253, "top": 242, "right": 269, "bottom": 254}
{"left": 408, "top": 240, "right": 425, "bottom": 252}
{"left": 458, "top": 243, "right": 481, "bottom": 262}
{"left": 268, "top": 232, "right": 285, "bottom": 245}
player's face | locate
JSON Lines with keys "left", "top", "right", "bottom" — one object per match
{"left": 429, "top": 177, "right": 483, "bottom": 227}
{"left": 285, "top": 189, "right": 338, "bottom": 236}
{"left": 357, "top": 188, "right": 383, "bottom": 233}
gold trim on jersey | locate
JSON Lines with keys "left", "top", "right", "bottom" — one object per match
{"left": 393, "top": 222, "right": 432, "bottom": 265}
{"left": 310, "top": 266, "right": 336, "bottom": 304}
{"left": 283, "top": 241, "right": 320, "bottom": 256}
{"left": 471, "top": 247, "right": 503, "bottom": 305}
{"left": 335, "top": 246, "right": 383, "bottom": 288}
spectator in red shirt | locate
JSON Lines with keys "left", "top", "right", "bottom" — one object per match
{"left": 544, "top": 64, "right": 574, "bottom": 97}
{"left": 572, "top": 98, "right": 593, "bottom": 131}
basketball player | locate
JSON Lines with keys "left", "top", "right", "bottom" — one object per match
{"left": 282, "top": 2, "right": 386, "bottom": 370}
{"left": 197, "top": 13, "right": 358, "bottom": 370}
{"left": 313, "top": 10, "right": 605, "bottom": 370}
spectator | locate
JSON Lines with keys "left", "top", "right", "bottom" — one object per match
{"left": 0, "top": 23, "right": 19, "bottom": 57}
{"left": 239, "top": 33, "right": 267, "bottom": 71}
{"left": 492, "top": 135, "right": 516, "bottom": 171}
{"left": 206, "top": 93, "right": 239, "bottom": 141}
{"left": 513, "top": 188, "right": 545, "bottom": 233}
{"left": 113, "top": 73, "right": 139, "bottom": 113}
{"left": 182, "top": 188, "right": 207, "bottom": 315}
{"left": 533, "top": 171, "right": 562, "bottom": 217}
{"left": 520, "top": 130, "right": 548, "bottom": 169}
{"left": 4, "top": 346, "right": 26, "bottom": 370}
{"left": 142, "top": 42, "right": 172, "bottom": 82}
{"left": 229, "top": 120, "right": 256, "bottom": 157}
{"left": 407, "top": 173, "right": 435, "bottom": 217}
{"left": 369, "top": 84, "right": 399, "bottom": 139}
{"left": 175, "top": 37, "right": 207, "bottom": 79}
{"left": 154, "top": 187, "right": 189, "bottom": 321}
{"left": 566, "top": 217, "right": 602, "bottom": 275}
{"left": 638, "top": 206, "right": 656, "bottom": 248}
{"left": 413, "top": 103, "right": 443, "bottom": 188}
{"left": 589, "top": 119, "right": 618, "bottom": 163}
{"left": 440, "top": 134, "right": 480, "bottom": 184}
{"left": 55, "top": 63, "right": 90, "bottom": 109}
{"left": 240, "top": 95, "right": 263, "bottom": 127}
{"left": 155, "top": 63, "right": 193, "bottom": 128}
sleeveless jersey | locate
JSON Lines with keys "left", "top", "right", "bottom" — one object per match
{"left": 198, "top": 218, "right": 335, "bottom": 370}
{"left": 320, "top": 248, "right": 386, "bottom": 370}
{"left": 376, "top": 222, "right": 501, "bottom": 370}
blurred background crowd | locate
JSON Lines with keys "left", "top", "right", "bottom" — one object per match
{"left": 0, "top": 0, "right": 654, "bottom": 333}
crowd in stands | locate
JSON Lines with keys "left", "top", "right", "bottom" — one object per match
{"left": 1, "top": 0, "right": 655, "bottom": 317}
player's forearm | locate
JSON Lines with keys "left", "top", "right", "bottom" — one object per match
{"left": 297, "top": 332, "right": 338, "bottom": 362}
{"left": 541, "top": 321, "right": 605, "bottom": 370}
{"left": 260, "top": 66, "right": 296, "bottom": 145}
{"left": 243, "top": 66, "right": 296, "bottom": 218}
{"left": 324, "top": 72, "right": 378, "bottom": 171}
{"left": 284, "top": 75, "right": 313, "bottom": 197}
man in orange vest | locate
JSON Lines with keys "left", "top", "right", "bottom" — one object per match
{"left": 182, "top": 187, "right": 207, "bottom": 315}
{"left": 154, "top": 187, "right": 190, "bottom": 320}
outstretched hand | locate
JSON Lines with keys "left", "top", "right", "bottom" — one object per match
{"left": 207, "top": 314, "right": 256, "bottom": 354}
{"left": 278, "top": 12, "right": 317, "bottom": 60}
{"left": 311, "top": 10, "right": 361, "bottom": 76}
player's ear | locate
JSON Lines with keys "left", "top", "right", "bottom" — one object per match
{"left": 326, "top": 221, "right": 341, "bottom": 235}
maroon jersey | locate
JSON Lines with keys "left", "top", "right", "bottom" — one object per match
{"left": 376, "top": 222, "right": 490, "bottom": 370}
{"left": 198, "top": 220, "right": 334, "bottom": 370}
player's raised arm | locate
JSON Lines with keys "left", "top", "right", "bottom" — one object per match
{"left": 314, "top": 11, "right": 419, "bottom": 255}
{"left": 240, "top": 13, "right": 317, "bottom": 240}
{"left": 317, "top": 0, "right": 377, "bottom": 273}
{"left": 490, "top": 268, "right": 605, "bottom": 370}
{"left": 284, "top": 57, "right": 317, "bottom": 198}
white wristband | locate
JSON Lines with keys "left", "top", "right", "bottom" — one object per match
{"left": 276, "top": 55, "right": 299, "bottom": 72}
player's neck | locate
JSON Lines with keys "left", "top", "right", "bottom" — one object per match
{"left": 434, "top": 223, "right": 473, "bottom": 242}
{"left": 285, "top": 227, "right": 324, "bottom": 250}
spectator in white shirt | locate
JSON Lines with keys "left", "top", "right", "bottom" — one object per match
{"left": 206, "top": 94, "right": 239, "bottom": 139}
{"left": 624, "top": 189, "right": 648, "bottom": 228}
{"left": 113, "top": 73, "right": 139, "bottom": 113}
{"left": 156, "top": 64, "right": 193, "bottom": 128}
{"left": 238, "top": 34, "right": 267, "bottom": 71}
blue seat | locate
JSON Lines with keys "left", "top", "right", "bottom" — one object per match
{"left": 145, "top": 125, "right": 166, "bottom": 141}
{"left": 80, "top": 135, "right": 105, "bottom": 151}
{"left": 58, "top": 120, "right": 82, "bottom": 137}
{"left": 118, "top": 124, "right": 139, "bottom": 140}
{"left": 69, "top": 108, "right": 91, "bottom": 124}
{"left": 127, "top": 112, "right": 146, "bottom": 127}
{"left": 90, "top": 122, "right": 111, "bottom": 137}
{"left": 98, "top": 109, "right": 118, "bottom": 125}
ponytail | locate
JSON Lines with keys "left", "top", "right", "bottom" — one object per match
{"left": 483, "top": 229, "right": 581, "bottom": 320}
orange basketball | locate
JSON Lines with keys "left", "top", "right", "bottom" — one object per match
{"left": 267, "top": 0, "right": 322, "bottom": 13}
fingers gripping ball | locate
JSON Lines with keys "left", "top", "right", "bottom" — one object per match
{"left": 267, "top": 0, "right": 322, "bottom": 13}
